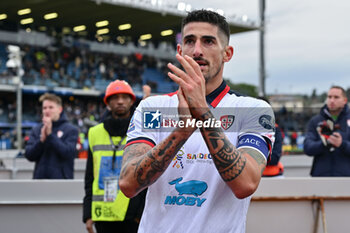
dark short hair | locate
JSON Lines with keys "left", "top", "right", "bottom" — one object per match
{"left": 39, "top": 93, "right": 62, "bottom": 106}
{"left": 330, "top": 85, "right": 346, "bottom": 97}
{"left": 182, "top": 9, "right": 230, "bottom": 44}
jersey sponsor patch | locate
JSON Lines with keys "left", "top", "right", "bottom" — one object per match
{"left": 259, "top": 115, "right": 274, "bottom": 130}
{"left": 164, "top": 177, "right": 207, "bottom": 207}
{"left": 237, "top": 134, "right": 269, "bottom": 160}
{"left": 172, "top": 147, "right": 185, "bottom": 169}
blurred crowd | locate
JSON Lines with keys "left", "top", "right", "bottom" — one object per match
{"left": 275, "top": 109, "right": 313, "bottom": 153}
{"left": 0, "top": 41, "right": 173, "bottom": 92}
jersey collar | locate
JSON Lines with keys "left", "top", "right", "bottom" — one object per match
{"left": 206, "top": 80, "right": 230, "bottom": 108}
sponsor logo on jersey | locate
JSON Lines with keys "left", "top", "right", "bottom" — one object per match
{"left": 172, "top": 150, "right": 213, "bottom": 168}
{"left": 172, "top": 148, "right": 185, "bottom": 169}
{"left": 186, "top": 153, "right": 212, "bottom": 160}
{"left": 164, "top": 177, "right": 207, "bottom": 207}
{"left": 259, "top": 115, "right": 274, "bottom": 130}
{"left": 220, "top": 115, "right": 235, "bottom": 130}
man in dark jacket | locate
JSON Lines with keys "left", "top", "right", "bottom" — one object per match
{"left": 83, "top": 80, "right": 149, "bottom": 233}
{"left": 304, "top": 86, "right": 350, "bottom": 176}
{"left": 25, "top": 93, "right": 79, "bottom": 179}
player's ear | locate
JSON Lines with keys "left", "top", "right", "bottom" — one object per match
{"left": 177, "top": 44, "right": 182, "bottom": 56}
{"left": 58, "top": 106, "right": 63, "bottom": 114}
{"left": 223, "top": 45, "right": 233, "bottom": 63}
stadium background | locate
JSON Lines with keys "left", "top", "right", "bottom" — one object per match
{"left": 1, "top": 1, "right": 350, "bottom": 233}
{"left": 0, "top": 0, "right": 260, "bottom": 152}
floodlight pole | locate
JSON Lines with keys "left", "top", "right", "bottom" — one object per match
{"left": 258, "top": 0, "right": 266, "bottom": 97}
{"left": 7, "top": 45, "right": 23, "bottom": 152}
{"left": 16, "top": 68, "right": 23, "bottom": 152}
{"left": 6, "top": 45, "right": 23, "bottom": 179}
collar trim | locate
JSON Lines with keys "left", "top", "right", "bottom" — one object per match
{"left": 206, "top": 81, "right": 230, "bottom": 108}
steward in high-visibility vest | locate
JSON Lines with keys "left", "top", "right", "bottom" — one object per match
{"left": 83, "top": 80, "right": 149, "bottom": 233}
{"left": 89, "top": 125, "right": 129, "bottom": 221}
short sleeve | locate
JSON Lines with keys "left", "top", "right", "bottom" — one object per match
{"left": 236, "top": 99, "right": 275, "bottom": 160}
{"left": 126, "top": 98, "right": 158, "bottom": 148}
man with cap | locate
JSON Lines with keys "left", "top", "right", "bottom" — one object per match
{"left": 83, "top": 80, "right": 149, "bottom": 233}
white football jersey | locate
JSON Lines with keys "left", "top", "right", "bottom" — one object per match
{"left": 126, "top": 81, "right": 275, "bottom": 233}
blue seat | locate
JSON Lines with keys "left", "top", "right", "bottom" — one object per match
{"left": 142, "top": 68, "right": 177, "bottom": 93}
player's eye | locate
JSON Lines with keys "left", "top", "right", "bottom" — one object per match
{"left": 184, "top": 39, "right": 194, "bottom": 44}
{"left": 204, "top": 39, "right": 214, "bottom": 44}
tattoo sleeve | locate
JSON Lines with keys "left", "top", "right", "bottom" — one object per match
{"left": 198, "top": 110, "right": 247, "bottom": 182}
{"left": 121, "top": 128, "right": 193, "bottom": 193}
{"left": 239, "top": 148, "right": 266, "bottom": 175}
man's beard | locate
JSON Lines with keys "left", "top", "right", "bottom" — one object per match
{"left": 203, "top": 63, "right": 223, "bottom": 83}
{"left": 112, "top": 109, "right": 130, "bottom": 119}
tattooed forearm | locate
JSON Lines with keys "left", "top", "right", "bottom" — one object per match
{"left": 199, "top": 110, "right": 247, "bottom": 182}
{"left": 121, "top": 129, "right": 191, "bottom": 192}
{"left": 135, "top": 137, "right": 187, "bottom": 190}
{"left": 220, "top": 152, "right": 247, "bottom": 181}
{"left": 211, "top": 136, "right": 247, "bottom": 182}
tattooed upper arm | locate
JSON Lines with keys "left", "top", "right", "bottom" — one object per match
{"left": 238, "top": 147, "right": 267, "bottom": 174}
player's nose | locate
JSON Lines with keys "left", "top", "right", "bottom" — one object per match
{"left": 192, "top": 41, "right": 203, "bottom": 57}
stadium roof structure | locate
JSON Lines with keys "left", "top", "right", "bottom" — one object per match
{"left": 0, "top": 0, "right": 259, "bottom": 44}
